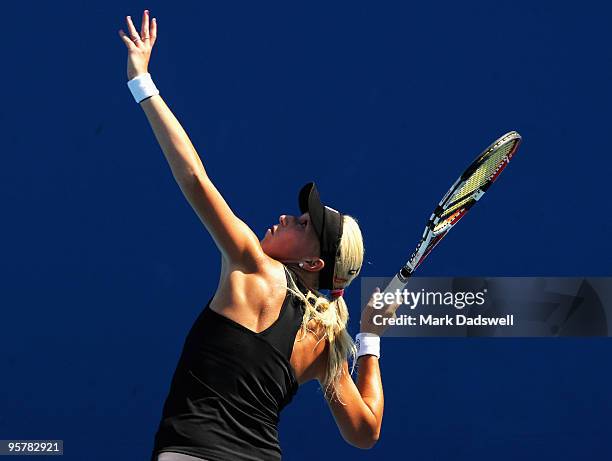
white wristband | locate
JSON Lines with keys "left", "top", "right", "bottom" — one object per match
{"left": 355, "top": 332, "right": 380, "bottom": 359}
{"left": 127, "top": 73, "right": 159, "bottom": 103}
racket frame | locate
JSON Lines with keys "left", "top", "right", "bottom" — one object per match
{"left": 383, "top": 131, "right": 522, "bottom": 294}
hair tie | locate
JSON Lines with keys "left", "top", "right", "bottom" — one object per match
{"left": 330, "top": 288, "right": 344, "bottom": 299}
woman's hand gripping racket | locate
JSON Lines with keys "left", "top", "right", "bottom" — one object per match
{"left": 383, "top": 131, "right": 522, "bottom": 295}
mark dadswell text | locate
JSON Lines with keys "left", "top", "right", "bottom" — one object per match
{"left": 421, "top": 314, "right": 514, "bottom": 326}
{"left": 374, "top": 314, "right": 514, "bottom": 327}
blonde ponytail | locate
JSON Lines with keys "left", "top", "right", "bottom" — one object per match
{"left": 284, "top": 215, "right": 364, "bottom": 401}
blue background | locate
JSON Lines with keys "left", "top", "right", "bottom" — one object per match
{"left": 2, "top": 1, "right": 611, "bottom": 460}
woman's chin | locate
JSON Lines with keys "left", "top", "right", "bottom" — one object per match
{"left": 261, "top": 243, "right": 286, "bottom": 262}
{"left": 260, "top": 239, "right": 275, "bottom": 257}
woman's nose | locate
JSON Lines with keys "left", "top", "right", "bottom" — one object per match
{"left": 279, "top": 215, "right": 288, "bottom": 226}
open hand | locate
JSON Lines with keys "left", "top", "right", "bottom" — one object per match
{"left": 118, "top": 10, "right": 158, "bottom": 80}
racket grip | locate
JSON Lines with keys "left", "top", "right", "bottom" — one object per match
{"left": 383, "top": 274, "right": 408, "bottom": 295}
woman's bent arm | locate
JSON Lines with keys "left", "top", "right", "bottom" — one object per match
{"left": 355, "top": 355, "right": 384, "bottom": 442}
{"left": 323, "top": 289, "right": 390, "bottom": 448}
{"left": 324, "top": 357, "right": 383, "bottom": 449}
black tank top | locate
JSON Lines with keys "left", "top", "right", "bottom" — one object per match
{"left": 151, "top": 265, "right": 306, "bottom": 461}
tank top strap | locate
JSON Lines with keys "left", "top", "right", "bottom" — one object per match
{"left": 257, "top": 264, "right": 306, "bottom": 360}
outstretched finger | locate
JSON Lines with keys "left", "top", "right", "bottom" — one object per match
{"left": 141, "top": 10, "right": 150, "bottom": 41}
{"left": 150, "top": 16, "right": 157, "bottom": 45}
{"left": 366, "top": 287, "right": 381, "bottom": 308}
{"left": 125, "top": 15, "right": 141, "bottom": 43}
{"left": 118, "top": 29, "right": 137, "bottom": 50}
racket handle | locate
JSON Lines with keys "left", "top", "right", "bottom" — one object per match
{"left": 383, "top": 272, "right": 411, "bottom": 295}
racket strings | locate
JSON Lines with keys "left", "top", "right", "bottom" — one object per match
{"left": 441, "top": 140, "right": 518, "bottom": 219}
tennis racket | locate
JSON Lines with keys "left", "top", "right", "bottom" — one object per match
{"left": 383, "top": 131, "right": 522, "bottom": 294}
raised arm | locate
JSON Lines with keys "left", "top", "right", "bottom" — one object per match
{"left": 138, "top": 95, "right": 264, "bottom": 267}
{"left": 118, "top": 11, "right": 264, "bottom": 269}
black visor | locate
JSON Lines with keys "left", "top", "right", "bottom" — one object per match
{"left": 298, "top": 182, "right": 343, "bottom": 290}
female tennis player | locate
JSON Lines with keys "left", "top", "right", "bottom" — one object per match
{"left": 118, "top": 11, "right": 394, "bottom": 461}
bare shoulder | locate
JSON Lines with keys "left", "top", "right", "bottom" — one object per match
{"left": 211, "top": 256, "right": 289, "bottom": 332}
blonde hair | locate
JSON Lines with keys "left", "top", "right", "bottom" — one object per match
{"left": 285, "top": 215, "right": 364, "bottom": 401}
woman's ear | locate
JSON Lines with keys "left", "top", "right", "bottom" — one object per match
{"left": 303, "top": 259, "right": 325, "bottom": 272}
